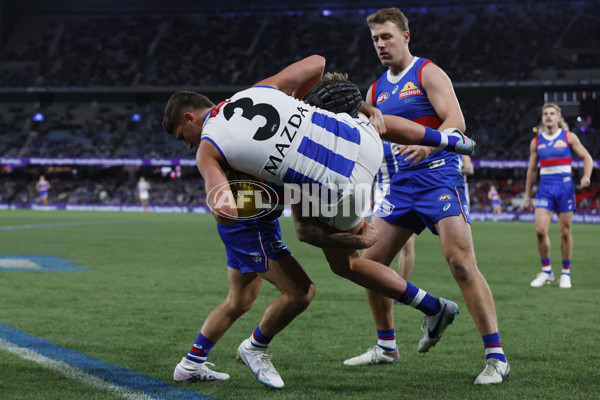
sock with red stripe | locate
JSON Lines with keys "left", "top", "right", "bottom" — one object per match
{"left": 541, "top": 258, "right": 552, "bottom": 275}
{"left": 250, "top": 326, "right": 272, "bottom": 350}
{"left": 377, "top": 329, "right": 397, "bottom": 352}
{"left": 562, "top": 259, "right": 571, "bottom": 276}
{"left": 186, "top": 333, "right": 214, "bottom": 364}
{"left": 482, "top": 333, "right": 506, "bottom": 363}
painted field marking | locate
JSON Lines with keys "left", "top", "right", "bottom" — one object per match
{"left": 0, "top": 323, "right": 215, "bottom": 400}
{"left": 0, "top": 255, "right": 88, "bottom": 272}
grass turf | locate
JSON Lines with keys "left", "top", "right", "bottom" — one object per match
{"left": 0, "top": 210, "right": 599, "bottom": 399}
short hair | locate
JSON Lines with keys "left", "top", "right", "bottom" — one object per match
{"left": 367, "top": 7, "right": 409, "bottom": 33}
{"left": 162, "top": 91, "right": 215, "bottom": 135}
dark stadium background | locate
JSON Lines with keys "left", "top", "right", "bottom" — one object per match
{"left": 0, "top": 0, "right": 598, "bottom": 218}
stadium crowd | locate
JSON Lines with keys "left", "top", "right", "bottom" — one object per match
{"left": 0, "top": 1, "right": 598, "bottom": 212}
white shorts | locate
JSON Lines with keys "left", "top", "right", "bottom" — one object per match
{"left": 139, "top": 191, "right": 149, "bottom": 200}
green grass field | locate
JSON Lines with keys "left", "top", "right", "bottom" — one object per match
{"left": 1, "top": 210, "right": 599, "bottom": 400}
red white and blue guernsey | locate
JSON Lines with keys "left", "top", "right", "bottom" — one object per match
{"left": 372, "top": 57, "right": 469, "bottom": 234}
{"left": 535, "top": 129, "right": 575, "bottom": 212}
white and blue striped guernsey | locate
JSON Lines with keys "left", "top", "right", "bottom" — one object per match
{"left": 201, "top": 86, "right": 373, "bottom": 190}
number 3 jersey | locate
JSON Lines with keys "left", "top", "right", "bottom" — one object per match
{"left": 201, "top": 85, "right": 382, "bottom": 189}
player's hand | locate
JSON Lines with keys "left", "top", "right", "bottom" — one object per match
{"left": 524, "top": 198, "right": 534, "bottom": 211}
{"left": 398, "top": 145, "right": 434, "bottom": 166}
{"left": 356, "top": 220, "right": 379, "bottom": 249}
{"left": 366, "top": 107, "right": 386, "bottom": 135}
{"left": 580, "top": 176, "right": 591, "bottom": 189}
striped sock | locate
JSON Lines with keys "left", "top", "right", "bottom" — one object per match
{"left": 397, "top": 282, "right": 440, "bottom": 316}
{"left": 541, "top": 258, "right": 552, "bottom": 275}
{"left": 186, "top": 333, "right": 214, "bottom": 364}
{"left": 482, "top": 333, "right": 506, "bottom": 363}
{"left": 562, "top": 260, "right": 571, "bottom": 276}
{"left": 377, "top": 329, "right": 397, "bottom": 352}
{"left": 250, "top": 326, "right": 272, "bottom": 350}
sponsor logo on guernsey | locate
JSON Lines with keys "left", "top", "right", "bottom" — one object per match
{"left": 553, "top": 139, "right": 568, "bottom": 148}
{"left": 443, "top": 203, "right": 451, "bottom": 211}
{"left": 392, "top": 85, "right": 399, "bottom": 94}
{"left": 263, "top": 106, "right": 309, "bottom": 176}
{"left": 439, "top": 194, "right": 452, "bottom": 201}
{"left": 377, "top": 92, "right": 390, "bottom": 104}
{"left": 398, "top": 82, "right": 423, "bottom": 99}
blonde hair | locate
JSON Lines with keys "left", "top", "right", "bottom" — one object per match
{"left": 367, "top": 7, "right": 409, "bottom": 32}
{"left": 538, "top": 103, "right": 569, "bottom": 134}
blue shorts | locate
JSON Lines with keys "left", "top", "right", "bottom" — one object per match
{"left": 217, "top": 219, "right": 291, "bottom": 274}
{"left": 491, "top": 199, "right": 500, "bottom": 207}
{"left": 40, "top": 190, "right": 48, "bottom": 197}
{"left": 375, "top": 169, "right": 470, "bottom": 235}
{"left": 535, "top": 176, "right": 575, "bottom": 213}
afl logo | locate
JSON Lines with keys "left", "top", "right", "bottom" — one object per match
{"left": 377, "top": 92, "right": 390, "bottom": 104}
{"left": 439, "top": 194, "right": 452, "bottom": 201}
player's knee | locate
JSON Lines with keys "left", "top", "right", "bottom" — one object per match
{"left": 447, "top": 258, "right": 476, "bottom": 283}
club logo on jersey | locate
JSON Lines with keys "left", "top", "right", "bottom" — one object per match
{"left": 398, "top": 82, "right": 423, "bottom": 99}
{"left": 439, "top": 194, "right": 452, "bottom": 201}
{"left": 209, "top": 99, "right": 230, "bottom": 118}
{"left": 553, "top": 139, "right": 568, "bottom": 148}
{"left": 377, "top": 92, "right": 390, "bottom": 104}
{"left": 392, "top": 85, "right": 399, "bottom": 94}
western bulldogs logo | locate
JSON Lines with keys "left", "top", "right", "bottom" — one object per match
{"left": 377, "top": 92, "right": 390, "bottom": 104}
{"left": 439, "top": 194, "right": 452, "bottom": 201}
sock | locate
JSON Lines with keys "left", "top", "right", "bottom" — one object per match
{"left": 397, "top": 282, "right": 440, "bottom": 316}
{"left": 250, "top": 326, "right": 272, "bottom": 350}
{"left": 562, "top": 260, "right": 571, "bottom": 275}
{"left": 482, "top": 333, "right": 506, "bottom": 363}
{"left": 186, "top": 333, "right": 215, "bottom": 364}
{"left": 541, "top": 258, "right": 552, "bottom": 275}
{"left": 377, "top": 329, "right": 397, "bottom": 352}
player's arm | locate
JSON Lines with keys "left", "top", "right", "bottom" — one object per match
{"left": 254, "top": 54, "right": 325, "bottom": 99}
{"left": 291, "top": 204, "right": 378, "bottom": 249}
{"left": 567, "top": 131, "right": 593, "bottom": 188}
{"left": 421, "top": 62, "right": 466, "bottom": 132}
{"left": 196, "top": 140, "right": 237, "bottom": 224}
{"left": 461, "top": 155, "right": 474, "bottom": 175}
{"left": 360, "top": 85, "right": 386, "bottom": 134}
{"left": 524, "top": 138, "right": 539, "bottom": 210}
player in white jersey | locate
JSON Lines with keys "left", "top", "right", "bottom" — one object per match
{"left": 163, "top": 55, "right": 472, "bottom": 367}
{"left": 137, "top": 177, "right": 151, "bottom": 211}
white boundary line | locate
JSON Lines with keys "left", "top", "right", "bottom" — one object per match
{"left": 0, "top": 338, "right": 157, "bottom": 400}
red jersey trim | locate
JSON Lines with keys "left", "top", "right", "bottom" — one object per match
{"left": 412, "top": 115, "right": 442, "bottom": 129}
{"left": 540, "top": 157, "right": 573, "bottom": 167}
{"left": 371, "top": 80, "right": 378, "bottom": 105}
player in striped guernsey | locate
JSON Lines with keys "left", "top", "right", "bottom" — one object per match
{"left": 342, "top": 8, "right": 508, "bottom": 385}
{"left": 525, "top": 103, "right": 593, "bottom": 289}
